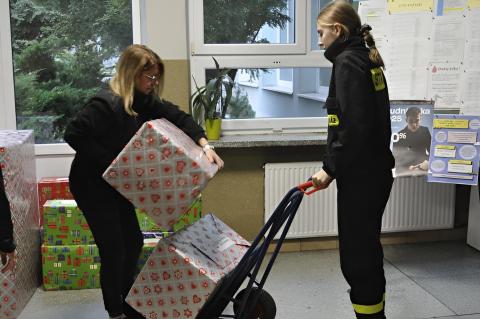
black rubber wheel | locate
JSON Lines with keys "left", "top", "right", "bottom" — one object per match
{"left": 233, "top": 287, "right": 276, "bottom": 319}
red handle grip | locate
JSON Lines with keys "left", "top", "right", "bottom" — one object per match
{"left": 298, "top": 180, "right": 321, "bottom": 195}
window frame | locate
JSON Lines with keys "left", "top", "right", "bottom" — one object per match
{"left": 0, "top": 0, "right": 143, "bottom": 155}
{"left": 189, "top": 0, "right": 307, "bottom": 55}
{"left": 190, "top": 55, "right": 331, "bottom": 133}
{"left": 189, "top": 0, "right": 331, "bottom": 134}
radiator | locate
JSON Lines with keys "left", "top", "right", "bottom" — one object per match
{"left": 264, "top": 162, "right": 455, "bottom": 239}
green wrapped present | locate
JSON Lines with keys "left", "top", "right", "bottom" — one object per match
{"left": 41, "top": 244, "right": 101, "bottom": 290}
{"left": 172, "top": 195, "right": 202, "bottom": 232}
{"left": 43, "top": 200, "right": 95, "bottom": 245}
{"left": 136, "top": 209, "right": 162, "bottom": 232}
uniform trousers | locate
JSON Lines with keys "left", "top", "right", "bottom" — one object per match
{"left": 336, "top": 170, "right": 393, "bottom": 319}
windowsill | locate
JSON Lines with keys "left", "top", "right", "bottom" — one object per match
{"left": 262, "top": 86, "right": 293, "bottom": 95}
{"left": 297, "top": 92, "right": 327, "bottom": 102}
{"left": 208, "top": 132, "right": 327, "bottom": 148}
{"left": 31, "top": 133, "right": 327, "bottom": 155}
{"left": 34, "top": 143, "right": 75, "bottom": 156}
{"left": 238, "top": 81, "right": 259, "bottom": 88}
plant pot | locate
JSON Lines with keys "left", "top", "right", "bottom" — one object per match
{"left": 205, "top": 118, "right": 222, "bottom": 140}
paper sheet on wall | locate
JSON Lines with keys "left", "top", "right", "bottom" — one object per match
{"left": 467, "top": 0, "right": 480, "bottom": 9}
{"left": 387, "top": 0, "right": 434, "bottom": 14}
{"left": 463, "top": 40, "right": 480, "bottom": 68}
{"left": 428, "top": 62, "right": 461, "bottom": 109}
{"left": 384, "top": 37, "right": 432, "bottom": 68}
{"left": 358, "top": 1, "right": 389, "bottom": 38}
{"left": 465, "top": 9, "right": 480, "bottom": 39}
{"left": 385, "top": 67, "right": 429, "bottom": 100}
{"left": 428, "top": 114, "right": 480, "bottom": 185}
{"left": 435, "top": 0, "right": 467, "bottom": 16}
{"left": 460, "top": 69, "right": 480, "bottom": 115}
{"left": 431, "top": 15, "right": 466, "bottom": 62}
{"left": 390, "top": 101, "right": 434, "bottom": 177}
{"left": 461, "top": 102, "right": 480, "bottom": 115}
{"left": 387, "top": 13, "right": 433, "bottom": 39}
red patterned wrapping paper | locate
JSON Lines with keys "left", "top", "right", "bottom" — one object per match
{"left": 103, "top": 119, "right": 218, "bottom": 230}
{"left": 0, "top": 130, "right": 40, "bottom": 319}
{"left": 125, "top": 214, "right": 250, "bottom": 319}
{"left": 37, "top": 177, "right": 73, "bottom": 226}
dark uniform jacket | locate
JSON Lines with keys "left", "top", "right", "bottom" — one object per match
{"left": 0, "top": 166, "right": 15, "bottom": 253}
{"left": 64, "top": 89, "right": 206, "bottom": 185}
{"left": 322, "top": 36, "right": 395, "bottom": 179}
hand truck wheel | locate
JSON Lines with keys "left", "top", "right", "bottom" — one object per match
{"left": 233, "top": 287, "right": 276, "bottom": 319}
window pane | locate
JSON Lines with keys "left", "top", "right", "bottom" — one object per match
{"left": 204, "top": 0, "right": 295, "bottom": 44}
{"left": 205, "top": 67, "right": 331, "bottom": 119}
{"left": 10, "top": 0, "right": 133, "bottom": 144}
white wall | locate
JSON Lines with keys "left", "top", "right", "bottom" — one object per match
{"left": 143, "top": 0, "right": 188, "bottom": 60}
{"left": 35, "top": 155, "right": 74, "bottom": 180}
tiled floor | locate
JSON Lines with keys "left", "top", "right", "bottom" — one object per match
{"left": 18, "top": 240, "right": 480, "bottom": 319}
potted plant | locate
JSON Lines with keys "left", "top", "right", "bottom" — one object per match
{"left": 191, "top": 57, "right": 234, "bottom": 140}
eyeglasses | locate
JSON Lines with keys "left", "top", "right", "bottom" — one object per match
{"left": 143, "top": 74, "right": 160, "bottom": 83}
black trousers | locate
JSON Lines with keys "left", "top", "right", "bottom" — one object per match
{"left": 336, "top": 170, "right": 393, "bottom": 319}
{"left": 70, "top": 176, "right": 144, "bottom": 318}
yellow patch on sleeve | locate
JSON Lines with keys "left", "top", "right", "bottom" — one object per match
{"left": 328, "top": 114, "right": 340, "bottom": 127}
{"left": 370, "top": 67, "right": 385, "bottom": 91}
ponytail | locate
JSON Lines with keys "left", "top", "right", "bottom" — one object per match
{"left": 359, "top": 24, "right": 385, "bottom": 69}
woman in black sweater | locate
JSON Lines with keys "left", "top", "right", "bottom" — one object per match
{"left": 64, "top": 44, "right": 223, "bottom": 319}
{"left": 312, "top": 1, "right": 394, "bottom": 318}
{"left": 0, "top": 166, "right": 16, "bottom": 274}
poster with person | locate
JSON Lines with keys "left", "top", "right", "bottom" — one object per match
{"left": 390, "top": 101, "right": 434, "bottom": 177}
{"left": 428, "top": 115, "right": 480, "bottom": 185}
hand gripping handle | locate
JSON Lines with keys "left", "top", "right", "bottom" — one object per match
{"left": 297, "top": 180, "right": 321, "bottom": 195}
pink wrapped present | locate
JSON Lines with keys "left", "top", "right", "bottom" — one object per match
{"left": 0, "top": 130, "right": 40, "bottom": 319}
{"left": 103, "top": 119, "right": 217, "bottom": 230}
{"left": 125, "top": 214, "right": 250, "bottom": 319}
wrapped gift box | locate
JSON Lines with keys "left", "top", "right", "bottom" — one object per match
{"left": 103, "top": 119, "right": 217, "bottom": 230}
{"left": 0, "top": 130, "right": 39, "bottom": 318}
{"left": 41, "top": 244, "right": 101, "bottom": 291}
{"left": 136, "top": 209, "right": 162, "bottom": 232}
{"left": 42, "top": 200, "right": 95, "bottom": 246}
{"left": 137, "top": 194, "right": 202, "bottom": 232}
{"left": 38, "top": 177, "right": 73, "bottom": 226}
{"left": 126, "top": 214, "right": 250, "bottom": 319}
{"left": 41, "top": 233, "right": 165, "bottom": 291}
{"left": 0, "top": 271, "right": 18, "bottom": 318}
{"left": 136, "top": 236, "right": 164, "bottom": 275}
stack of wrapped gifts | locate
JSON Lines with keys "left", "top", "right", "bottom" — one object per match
{"left": 0, "top": 130, "right": 39, "bottom": 318}
{"left": 103, "top": 119, "right": 251, "bottom": 318}
{"left": 40, "top": 189, "right": 202, "bottom": 290}
{"left": 41, "top": 199, "right": 99, "bottom": 290}
{"left": 38, "top": 177, "right": 74, "bottom": 226}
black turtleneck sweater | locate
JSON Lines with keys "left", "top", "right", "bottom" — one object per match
{"left": 322, "top": 36, "right": 395, "bottom": 179}
{"left": 64, "top": 89, "right": 206, "bottom": 180}
{"left": 0, "top": 166, "right": 15, "bottom": 253}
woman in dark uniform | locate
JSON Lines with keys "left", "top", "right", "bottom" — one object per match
{"left": 64, "top": 44, "right": 223, "bottom": 319}
{"left": 312, "top": 1, "right": 395, "bottom": 318}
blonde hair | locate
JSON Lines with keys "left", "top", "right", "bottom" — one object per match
{"left": 317, "top": 0, "right": 385, "bottom": 68}
{"left": 109, "top": 44, "right": 165, "bottom": 116}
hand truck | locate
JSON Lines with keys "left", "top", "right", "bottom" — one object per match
{"left": 196, "top": 180, "right": 320, "bottom": 319}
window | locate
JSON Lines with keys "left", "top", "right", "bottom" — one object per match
{"left": 190, "top": 0, "right": 306, "bottom": 55}
{"left": 0, "top": 0, "right": 141, "bottom": 151}
{"left": 189, "top": 0, "right": 333, "bottom": 134}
